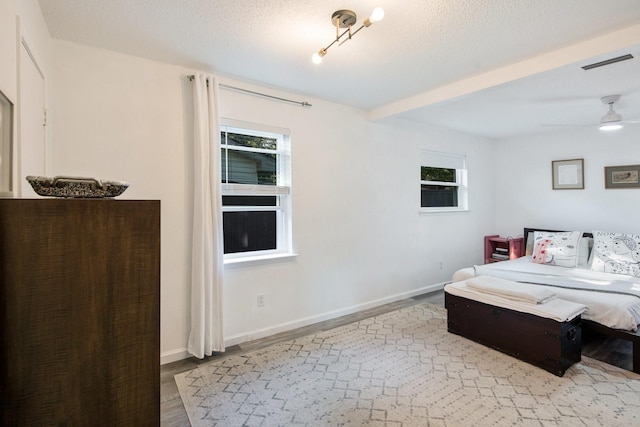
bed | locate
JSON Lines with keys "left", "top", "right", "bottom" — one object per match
{"left": 446, "top": 227, "right": 640, "bottom": 374}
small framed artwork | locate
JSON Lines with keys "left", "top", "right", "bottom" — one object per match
{"left": 552, "top": 158, "right": 584, "bottom": 190}
{"left": 604, "top": 164, "right": 640, "bottom": 189}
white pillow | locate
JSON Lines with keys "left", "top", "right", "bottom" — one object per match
{"left": 526, "top": 231, "right": 589, "bottom": 263}
{"left": 590, "top": 231, "right": 640, "bottom": 277}
{"left": 531, "top": 231, "right": 582, "bottom": 267}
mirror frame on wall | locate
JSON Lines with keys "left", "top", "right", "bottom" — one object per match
{"left": 0, "top": 89, "right": 13, "bottom": 197}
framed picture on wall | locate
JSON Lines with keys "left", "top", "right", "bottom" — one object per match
{"left": 0, "top": 90, "right": 14, "bottom": 197}
{"left": 604, "top": 164, "right": 640, "bottom": 189}
{"left": 552, "top": 158, "right": 584, "bottom": 190}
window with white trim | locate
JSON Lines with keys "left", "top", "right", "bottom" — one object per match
{"left": 420, "top": 150, "right": 468, "bottom": 211}
{"left": 221, "top": 119, "right": 292, "bottom": 259}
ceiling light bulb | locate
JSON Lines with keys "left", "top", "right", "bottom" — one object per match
{"left": 312, "top": 49, "right": 326, "bottom": 64}
{"left": 364, "top": 7, "right": 385, "bottom": 27}
{"left": 370, "top": 7, "right": 385, "bottom": 22}
{"left": 599, "top": 123, "right": 623, "bottom": 131}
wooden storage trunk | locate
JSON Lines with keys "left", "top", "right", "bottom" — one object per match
{"left": 445, "top": 293, "right": 581, "bottom": 376}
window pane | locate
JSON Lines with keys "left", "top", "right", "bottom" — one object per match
{"left": 222, "top": 196, "right": 277, "bottom": 206}
{"left": 421, "top": 184, "right": 458, "bottom": 207}
{"left": 421, "top": 167, "right": 456, "bottom": 183}
{"left": 221, "top": 148, "right": 277, "bottom": 185}
{"left": 223, "top": 211, "right": 277, "bottom": 254}
{"left": 226, "top": 132, "right": 277, "bottom": 150}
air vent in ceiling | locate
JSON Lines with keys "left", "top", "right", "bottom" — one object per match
{"left": 581, "top": 54, "right": 634, "bottom": 70}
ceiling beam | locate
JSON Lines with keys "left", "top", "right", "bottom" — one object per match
{"left": 367, "top": 23, "right": 640, "bottom": 122}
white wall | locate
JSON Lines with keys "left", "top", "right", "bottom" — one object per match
{"left": 494, "top": 126, "right": 640, "bottom": 237}
{"left": 50, "top": 40, "right": 495, "bottom": 363}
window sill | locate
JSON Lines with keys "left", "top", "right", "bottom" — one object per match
{"left": 419, "top": 208, "right": 469, "bottom": 215}
{"left": 224, "top": 252, "right": 298, "bottom": 268}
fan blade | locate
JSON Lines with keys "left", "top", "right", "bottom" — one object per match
{"left": 539, "top": 123, "right": 596, "bottom": 127}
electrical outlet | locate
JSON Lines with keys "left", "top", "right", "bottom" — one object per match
{"left": 257, "top": 294, "right": 265, "bottom": 307}
{"left": 439, "top": 261, "right": 444, "bottom": 270}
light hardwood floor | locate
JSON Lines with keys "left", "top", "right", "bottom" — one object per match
{"left": 160, "top": 290, "right": 632, "bottom": 426}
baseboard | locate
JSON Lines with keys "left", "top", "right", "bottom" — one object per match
{"left": 161, "top": 282, "right": 446, "bottom": 365}
{"left": 224, "top": 282, "right": 445, "bottom": 347}
{"left": 161, "top": 348, "right": 191, "bottom": 365}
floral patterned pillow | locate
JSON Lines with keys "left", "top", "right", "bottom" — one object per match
{"left": 531, "top": 231, "right": 582, "bottom": 267}
{"left": 590, "top": 231, "right": 640, "bottom": 277}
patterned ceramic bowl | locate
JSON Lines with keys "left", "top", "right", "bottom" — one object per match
{"left": 26, "top": 176, "right": 130, "bottom": 198}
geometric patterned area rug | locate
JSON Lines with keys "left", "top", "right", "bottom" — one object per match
{"left": 175, "top": 303, "right": 640, "bottom": 426}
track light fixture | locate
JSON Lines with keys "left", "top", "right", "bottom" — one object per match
{"left": 312, "top": 7, "right": 384, "bottom": 64}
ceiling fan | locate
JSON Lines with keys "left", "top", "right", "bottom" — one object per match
{"left": 542, "top": 94, "right": 640, "bottom": 131}
{"left": 598, "top": 95, "right": 634, "bottom": 131}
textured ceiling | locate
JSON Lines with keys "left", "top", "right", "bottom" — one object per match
{"left": 37, "top": 0, "right": 640, "bottom": 139}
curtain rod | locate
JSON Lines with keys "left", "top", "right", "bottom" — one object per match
{"left": 187, "top": 75, "right": 311, "bottom": 108}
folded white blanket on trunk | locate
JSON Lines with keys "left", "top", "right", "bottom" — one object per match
{"left": 445, "top": 281, "right": 587, "bottom": 322}
{"left": 466, "top": 275, "right": 556, "bottom": 304}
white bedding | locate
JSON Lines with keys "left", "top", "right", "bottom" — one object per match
{"left": 465, "top": 275, "right": 555, "bottom": 304}
{"left": 445, "top": 281, "right": 587, "bottom": 322}
{"left": 451, "top": 256, "right": 640, "bottom": 331}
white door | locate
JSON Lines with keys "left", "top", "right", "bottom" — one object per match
{"left": 19, "top": 40, "right": 46, "bottom": 197}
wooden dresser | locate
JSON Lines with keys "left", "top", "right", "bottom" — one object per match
{"left": 0, "top": 199, "right": 160, "bottom": 426}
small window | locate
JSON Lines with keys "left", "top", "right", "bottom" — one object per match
{"left": 420, "top": 150, "right": 467, "bottom": 211}
{"left": 220, "top": 120, "right": 292, "bottom": 259}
